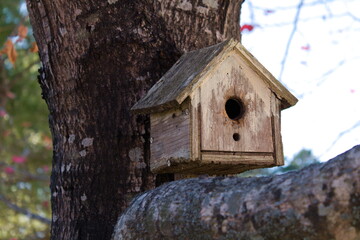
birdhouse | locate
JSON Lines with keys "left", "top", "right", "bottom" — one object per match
{"left": 132, "top": 39, "right": 298, "bottom": 175}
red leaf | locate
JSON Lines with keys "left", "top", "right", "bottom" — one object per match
{"left": 264, "top": 9, "right": 275, "bottom": 15}
{"left": 42, "top": 201, "right": 50, "bottom": 208}
{"left": 301, "top": 44, "right": 311, "bottom": 51}
{"left": 4, "top": 167, "right": 15, "bottom": 174}
{"left": 42, "top": 165, "right": 50, "bottom": 172}
{"left": 350, "top": 89, "right": 356, "bottom": 94}
{"left": 6, "top": 91, "right": 15, "bottom": 99}
{"left": 30, "top": 42, "right": 39, "bottom": 53}
{"left": 21, "top": 122, "right": 32, "bottom": 127}
{"left": 17, "top": 25, "right": 28, "bottom": 42}
{"left": 12, "top": 155, "right": 27, "bottom": 164}
{"left": 0, "top": 40, "right": 17, "bottom": 66}
{"left": 0, "top": 109, "right": 7, "bottom": 117}
{"left": 3, "top": 130, "right": 11, "bottom": 137}
{"left": 240, "top": 24, "right": 255, "bottom": 32}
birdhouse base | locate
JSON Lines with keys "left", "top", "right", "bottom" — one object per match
{"left": 151, "top": 153, "right": 276, "bottom": 175}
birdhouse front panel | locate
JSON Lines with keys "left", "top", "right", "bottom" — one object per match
{"left": 198, "top": 53, "right": 274, "bottom": 154}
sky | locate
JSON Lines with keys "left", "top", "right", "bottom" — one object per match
{"left": 241, "top": 0, "right": 360, "bottom": 161}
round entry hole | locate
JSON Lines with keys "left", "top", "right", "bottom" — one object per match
{"left": 225, "top": 98, "right": 245, "bottom": 120}
{"left": 233, "top": 133, "right": 240, "bottom": 141}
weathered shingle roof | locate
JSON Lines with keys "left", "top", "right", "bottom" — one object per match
{"left": 132, "top": 39, "right": 298, "bottom": 114}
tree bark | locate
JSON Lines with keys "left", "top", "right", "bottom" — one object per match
{"left": 25, "top": 0, "right": 242, "bottom": 239}
{"left": 113, "top": 145, "right": 360, "bottom": 240}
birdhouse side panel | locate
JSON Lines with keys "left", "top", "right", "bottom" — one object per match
{"left": 271, "top": 94, "right": 284, "bottom": 166}
{"left": 150, "top": 107, "right": 191, "bottom": 172}
{"left": 200, "top": 53, "right": 274, "bottom": 153}
{"left": 190, "top": 87, "right": 201, "bottom": 162}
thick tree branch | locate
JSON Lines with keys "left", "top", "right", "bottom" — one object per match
{"left": 113, "top": 145, "right": 360, "bottom": 240}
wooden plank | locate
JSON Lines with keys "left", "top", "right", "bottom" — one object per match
{"left": 132, "top": 40, "right": 235, "bottom": 114}
{"left": 174, "top": 173, "right": 199, "bottom": 180}
{"left": 151, "top": 150, "right": 275, "bottom": 175}
{"left": 190, "top": 87, "right": 201, "bottom": 161}
{"left": 150, "top": 104, "right": 190, "bottom": 172}
{"left": 153, "top": 151, "right": 274, "bottom": 175}
{"left": 201, "top": 151, "right": 274, "bottom": 165}
{"left": 271, "top": 94, "right": 284, "bottom": 166}
{"left": 132, "top": 38, "right": 297, "bottom": 114}
{"left": 234, "top": 43, "right": 298, "bottom": 109}
{"left": 200, "top": 53, "right": 274, "bottom": 153}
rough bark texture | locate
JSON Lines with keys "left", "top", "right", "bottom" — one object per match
{"left": 113, "top": 145, "right": 360, "bottom": 240}
{"left": 25, "top": 0, "right": 242, "bottom": 239}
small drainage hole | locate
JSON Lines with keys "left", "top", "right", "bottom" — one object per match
{"left": 233, "top": 133, "right": 240, "bottom": 141}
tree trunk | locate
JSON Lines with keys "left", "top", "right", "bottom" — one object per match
{"left": 25, "top": 0, "right": 242, "bottom": 239}
{"left": 113, "top": 145, "right": 360, "bottom": 240}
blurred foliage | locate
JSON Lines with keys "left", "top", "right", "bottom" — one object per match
{"left": 0, "top": 1, "right": 326, "bottom": 240}
{"left": 239, "top": 149, "right": 320, "bottom": 177}
{"left": 0, "top": 1, "right": 51, "bottom": 240}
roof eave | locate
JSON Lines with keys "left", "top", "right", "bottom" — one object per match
{"left": 131, "top": 99, "right": 180, "bottom": 114}
{"left": 174, "top": 39, "right": 239, "bottom": 105}
{"left": 233, "top": 43, "right": 298, "bottom": 110}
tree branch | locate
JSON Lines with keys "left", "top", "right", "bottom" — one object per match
{"left": 278, "top": 0, "right": 304, "bottom": 81}
{"left": 322, "top": 121, "right": 360, "bottom": 157}
{"left": 113, "top": 145, "right": 360, "bottom": 240}
{"left": 0, "top": 194, "right": 51, "bottom": 225}
{"left": 0, "top": 162, "right": 50, "bottom": 182}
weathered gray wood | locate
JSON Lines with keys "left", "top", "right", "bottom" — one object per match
{"left": 190, "top": 87, "right": 201, "bottom": 162}
{"left": 131, "top": 40, "right": 233, "bottom": 113}
{"left": 233, "top": 43, "right": 298, "bottom": 109}
{"left": 201, "top": 151, "right": 274, "bottom": 163}
{"left": 132, "top": 39, "right": 298, "bottom": 114}
{"left": 113, "top": 145, "right": 360, "bottom": 240}
{"left": 135, "top": 39, "right": 299, "bottom": 175}
{"left": 150, "top": 104, "right": 191, "bottom": 173}
{"left": 199, "top": 53, "right": 273, "bottom": 153}
{"left": 271, "top": 94, "right": 284, "bottom": 166}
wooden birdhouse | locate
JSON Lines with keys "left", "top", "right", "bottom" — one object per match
{"left": 132, "top": 39, "right": 298, "bottom": 175}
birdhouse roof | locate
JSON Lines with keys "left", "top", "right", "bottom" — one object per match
{"left": 132, "top": 39, "right": 298, "bottom": 114}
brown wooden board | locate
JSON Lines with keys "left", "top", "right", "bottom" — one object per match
{"left": 271, "top": 94, "right": 284, "bottom": 165}
{"left": 132, "top": 40, "right": 233, "bottom": 113}
{"left": 150, "top": 104, "right": 191, "bottom": 172}
{"left": 234, "top": 44, "right": 298, "bottom": 109}
{"left": 132, "top": 39, "right": 298, "bottom": 114}
{"left": 199, "top": 53, "right": 274, "bottom": 153}
{"left": 190, "top": 89, "right": 201, "bottom": 162}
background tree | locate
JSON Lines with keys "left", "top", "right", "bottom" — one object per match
{"left": 24, "top": 0, "right": 241, "bottom": 239}
{"left": 240, "top": 0, "right": 360, "bottom": 160}
{"left": 0, "top": 1, "right": 51, "bottom": 239}
{"left": 1, "top": 0, "right": 359, "bottom": 239}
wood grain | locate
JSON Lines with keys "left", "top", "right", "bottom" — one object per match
{"left": 132, "top": 40, "right": 234, "bottom": 113}
{"left": 234, "top": 43, "right": 298, "bottom": 109}
{"left": 142, "top": 40, "right": 298, "bottom": 174}
{"left": 190, "top": 88, "right": 201, "bottom": 162}
{"left": 132, "top": 39, "right": 298, "bottom": 114}
{"left": 271, "top": 94, "right": 284, "bottom": 165}
{"left": 200, "top": 53, "right": 274, "bottom": 153}
{"left": 150, "top": 103, "right": 191, "bottom": 172}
